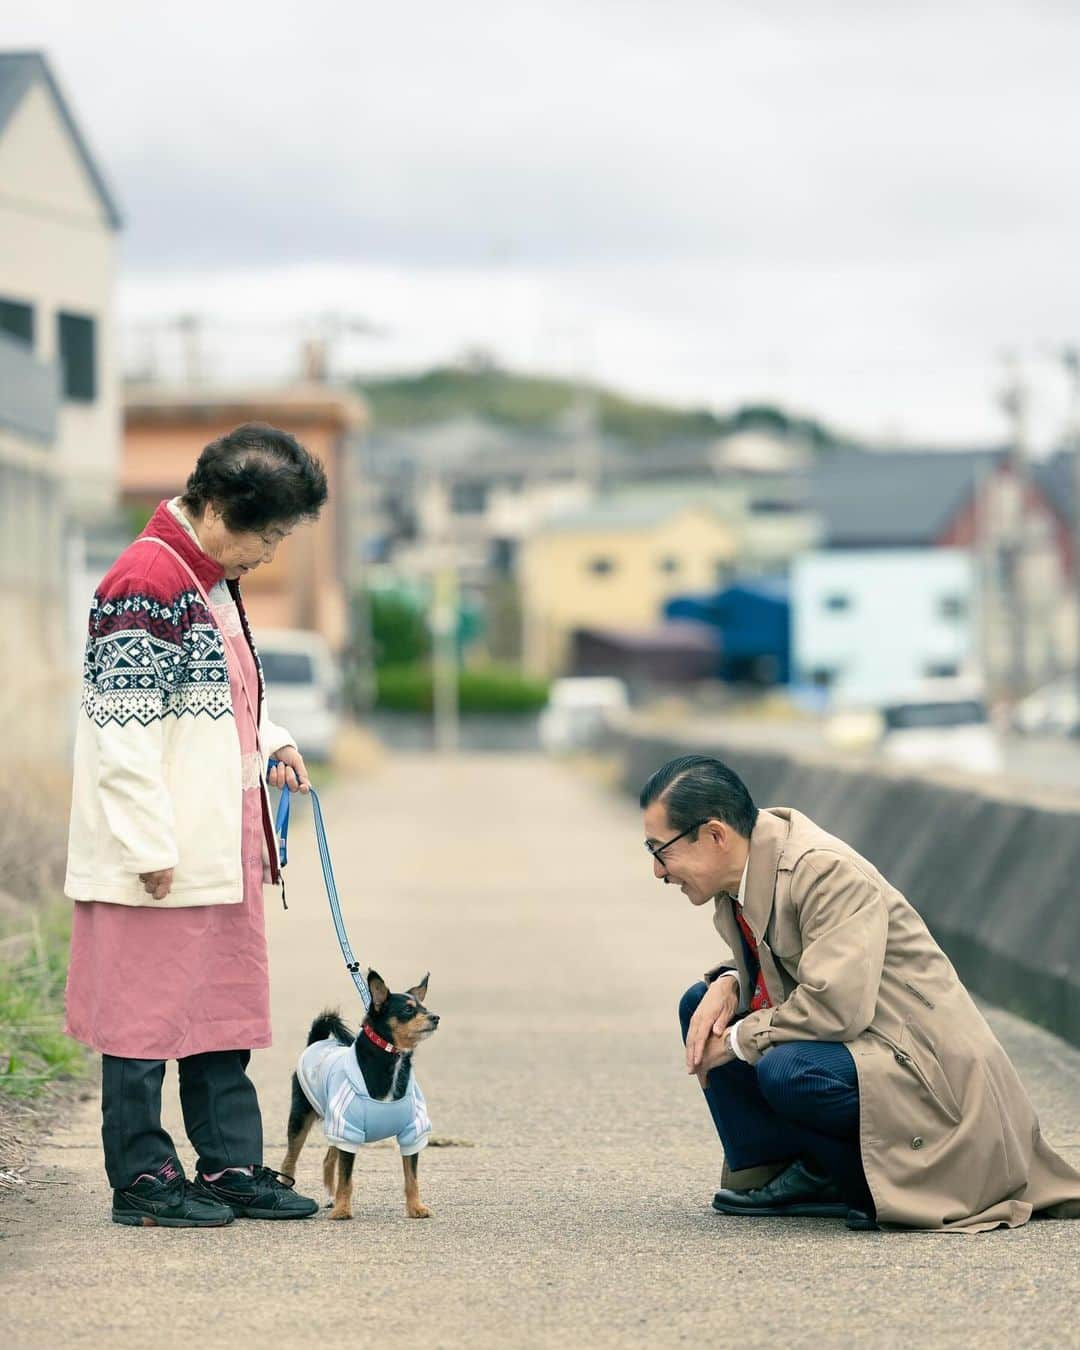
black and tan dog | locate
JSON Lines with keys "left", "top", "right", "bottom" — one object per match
{"left": 282, "top": 971, "right": 439, "bottom": 1220}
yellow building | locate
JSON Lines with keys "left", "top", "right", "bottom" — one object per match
{"left": 520, "top": 493, "right": 740, "bottom": 675}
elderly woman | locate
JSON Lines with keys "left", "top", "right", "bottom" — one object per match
{"left": 64, "top": 423, "right": 328, "bottom": 1227}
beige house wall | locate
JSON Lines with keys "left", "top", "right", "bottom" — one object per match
{"left": 0, "top": 79, "right": 120, "bottom": 523}
{"left": 520, "top": 507, "right": 738, "bottom": 674}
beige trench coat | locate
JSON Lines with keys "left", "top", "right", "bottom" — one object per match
{"left": 711, "top": 808, "right": 1080, "bottom": 1232}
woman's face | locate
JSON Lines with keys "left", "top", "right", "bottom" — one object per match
{"left": 199, "top": 503, "right": 294, "bottom": 580}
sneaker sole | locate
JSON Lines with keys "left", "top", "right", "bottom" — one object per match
{"left": 112, "top": 1211, "right": 235, "bottom": 1228}
{"left": 226, "top": 1205, "right": 319, "bottom": 1220}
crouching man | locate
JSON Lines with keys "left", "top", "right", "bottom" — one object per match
{"left": 642, "top": 753, "right": 1080, "bottom": 1232}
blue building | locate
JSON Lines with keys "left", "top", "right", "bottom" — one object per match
{"left": 664, "top": 579, "right": 791, "bottom": 685}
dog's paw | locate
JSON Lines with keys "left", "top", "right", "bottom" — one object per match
{"left": 328, "top": 1205, "right": 353, "bottom": 1221}
{"left": 406, "top": 1203, "right": 432, "bottom": 1219}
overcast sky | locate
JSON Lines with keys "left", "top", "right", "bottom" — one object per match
{"left": 6, "top": 0, "right": 1080, "bottom": 445}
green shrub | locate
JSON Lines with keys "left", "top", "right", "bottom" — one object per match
{"left": 376, "top": 664, "right": 549, "bottom": 715}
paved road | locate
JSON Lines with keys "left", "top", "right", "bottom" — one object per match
{"left": 3, "top": 754, "right": 1079, "bottom": 1348}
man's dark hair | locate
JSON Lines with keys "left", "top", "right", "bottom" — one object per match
{"left": 639, "top": 754, "right": 758, "bottom": 839}
{"left": 180, "top": 423, "right": 328, "bottom": 533}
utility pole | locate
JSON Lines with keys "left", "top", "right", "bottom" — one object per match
{"left": 998, "top": 355, "right": 1031, "bottom": 701}
{"left": 430, "top": 464, "right": 459, "bottom": 754}
{"left": 1063, "top": 347, "right": 1080, "bottom": 731}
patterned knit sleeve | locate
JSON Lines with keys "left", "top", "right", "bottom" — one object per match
{"left": 81, "top": 576, "right": 225, "bottom": 874}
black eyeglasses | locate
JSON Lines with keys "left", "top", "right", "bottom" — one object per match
{"left": 644, "top": 819, "right": 709, "bottom": 866}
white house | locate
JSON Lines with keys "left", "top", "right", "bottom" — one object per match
{"left": 0, "top": 51, "right": 122, "bottom": 523}
{"left": 792, "top": 548, "right": 978, "bottom": 704}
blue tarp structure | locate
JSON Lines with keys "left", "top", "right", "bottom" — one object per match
{"left": 664, "top": 579, "right": 791, "bottom": 684}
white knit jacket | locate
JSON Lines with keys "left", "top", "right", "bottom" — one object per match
{"left": 64, "top": 501, "right": 293, "bottom": 908}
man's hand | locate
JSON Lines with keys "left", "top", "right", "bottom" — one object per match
{"left": 694, "top": 1029, "right": 736, "bottom": 1086}
{"left": 686, "top": 975, "right": 738, "bottom": 1073}
{"left": 138, "top": 867, "right": 174, "bottom": 901}
{"left": 269, "top": 745, "right": 311, "bottom": 794}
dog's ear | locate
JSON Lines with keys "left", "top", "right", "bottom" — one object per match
{"left": 407, "top": 973, "right": 430, "bottom": 1003}
{"left": 367, "top": 969, "right": 390, "bottom": 1011}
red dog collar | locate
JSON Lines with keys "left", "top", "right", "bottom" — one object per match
{"left": 362, "top": 1023, "right": 401, "bottom": 1055}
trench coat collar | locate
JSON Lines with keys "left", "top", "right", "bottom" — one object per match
{"left": 140, "top": 499, "right": 227, "bottom": 595}
{"left": 741, "top": 808, "right": 789, "bottom": 942}
{"left": 710, "top": 809, "right": 790, "bottom": 1009}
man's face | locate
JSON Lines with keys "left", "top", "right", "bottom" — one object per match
{"left": 642, "top": 801, "right": 733, "bottom": 906}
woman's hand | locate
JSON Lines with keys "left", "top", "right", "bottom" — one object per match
{"left": 138, "top": 868, "right": 174, "bottom": 900}
{"left": 269, "top": 745, "right": 311, "bottom": 794}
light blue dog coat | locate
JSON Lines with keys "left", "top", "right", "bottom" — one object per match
{"left": 296, "top": 1037, "right": 431, "bottom": 1156}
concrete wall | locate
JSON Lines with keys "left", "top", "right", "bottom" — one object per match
{"left": 616, "top": 725, "right": 1080, "bottom": 1046}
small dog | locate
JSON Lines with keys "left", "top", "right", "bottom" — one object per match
{"left": 282, "top": 970, "right": 440, "bottom": 1220}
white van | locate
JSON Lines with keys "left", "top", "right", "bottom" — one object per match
{"left": 256, "top": 629, "right": 341, "bottom": 763}
{"left": 877, "top": 680, "right": 1002, "bottom": 776}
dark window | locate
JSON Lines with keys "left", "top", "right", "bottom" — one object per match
{"left": 824, "top": 593, "right": 851, "bottom": 612}
{"left": 57, "top": 312, "right": 97, "bottom": 402}
{"left": 450, "top": 480, "right": 487, "bottom": 515}
{"left": 810, "top": 667, "right": 837, "bottom": 688}
{"left": 924, "top": 661, "right": 959, "bottom": 679}
{"left": 658, "top": 556, "right": 681, "bottom": 574}
{"left": 588, "top": 557, "right": 615, "bottom": 576}
{"left": 883, "top": 700, "right": 988, "bottom": 731}
{"left": 938, "top": 595, "right": 966, "bottom": 621}
{"left": 259, "top": 651, "right": 315, "bottom": 685}
{"left": 0, "top": 298, "right": 34, "bottom": 346}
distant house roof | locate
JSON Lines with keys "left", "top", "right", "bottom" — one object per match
{"left": 543, "top": 485, "right": 739, "bottom": 533}
{"left": 810, "top": 448, "right": 1006, "bottom": 547}
{"left": 0, "top": 51, "right": 122, "bottom": 229}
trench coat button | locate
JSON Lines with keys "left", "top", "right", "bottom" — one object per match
{"left": 911, "top": 1136, "right": 924, "bottom": 1150}
{"left": 894, "top": 1051, "right": 910, "bottom": 1066}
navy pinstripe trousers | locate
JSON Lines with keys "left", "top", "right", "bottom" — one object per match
{"left": 679, "top": 981, "right": 873, "bottom": 1211}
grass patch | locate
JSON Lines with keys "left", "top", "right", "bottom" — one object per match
{"left": 0, "top": 907, "right": 86, "bottom": 1102}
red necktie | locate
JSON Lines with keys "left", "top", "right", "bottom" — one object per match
{"left": 733, "top": 900, "right": 772, "bottom": 1011}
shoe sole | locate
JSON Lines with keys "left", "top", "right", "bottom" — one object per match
{"left": 712, "top": 1201, "right": 849, "bottom": 1218}
{"left": 112, "top": 1211, "right": 234, "bottom": 1228}
{"left": 225, "top": 1206, "right": 319, "bottom": 1220}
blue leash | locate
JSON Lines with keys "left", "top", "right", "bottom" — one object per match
{"left": 270, "top": 761, "right": 372, "bottom": 1011}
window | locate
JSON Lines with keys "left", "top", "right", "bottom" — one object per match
{"left": 809, "top": 667, "right": 837, "bottom": 688}
{"left": 57, "top": 311, "right": 97, "bottom": 401}
{"left": 587, "top": 557, "right": 615, "bottom": 577}
{"left": 657, "top": 556, "right": 681, "bottom": 575}
{"left": 823, "top": 593, "right": 851, "bottom": 612}
{"left": 938, "top": 595, "right": 966, "bottom": 622}
{"left": 0, "top": 298, "right": 34, "bottom": 346}
{"left": 259, "top": 651, "right": 315, "bottom": 685}
{"left": 924, "top": 661, "right": 959, "bottom": 679}
{"left": 450, "top": 480, "right": 487, "bottom": 515}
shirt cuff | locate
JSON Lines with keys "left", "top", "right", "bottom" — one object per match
{"left": 728, "top": 1019, "right": 747, "bottom": 1062}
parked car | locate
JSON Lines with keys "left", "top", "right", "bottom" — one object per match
{"left": 257, "top": 629, "right": 341, "bottom": 763}
{"left": 1013, "top": 677, "right": 1080, "bottom": 737}
{"left": 878, "top": 682, "right": 1002, "bottom": 775}
{"left": 538, "top": 677, "right": 629, "bottom": 753}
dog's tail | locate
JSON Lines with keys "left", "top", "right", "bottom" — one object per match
{"left": 307, "top": 1009, "right": 354, "bottom": 1046}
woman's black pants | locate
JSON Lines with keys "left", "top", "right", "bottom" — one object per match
{"left": 100, "top": 1050, "right": 263, "bottom": 1190}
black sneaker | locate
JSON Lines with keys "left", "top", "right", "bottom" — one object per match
{"left": 112, "top": 1159, "right": 235, "bottom": 1228}
{"left": 194, "top": 1166, "right": 319, "bottom": 1219}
